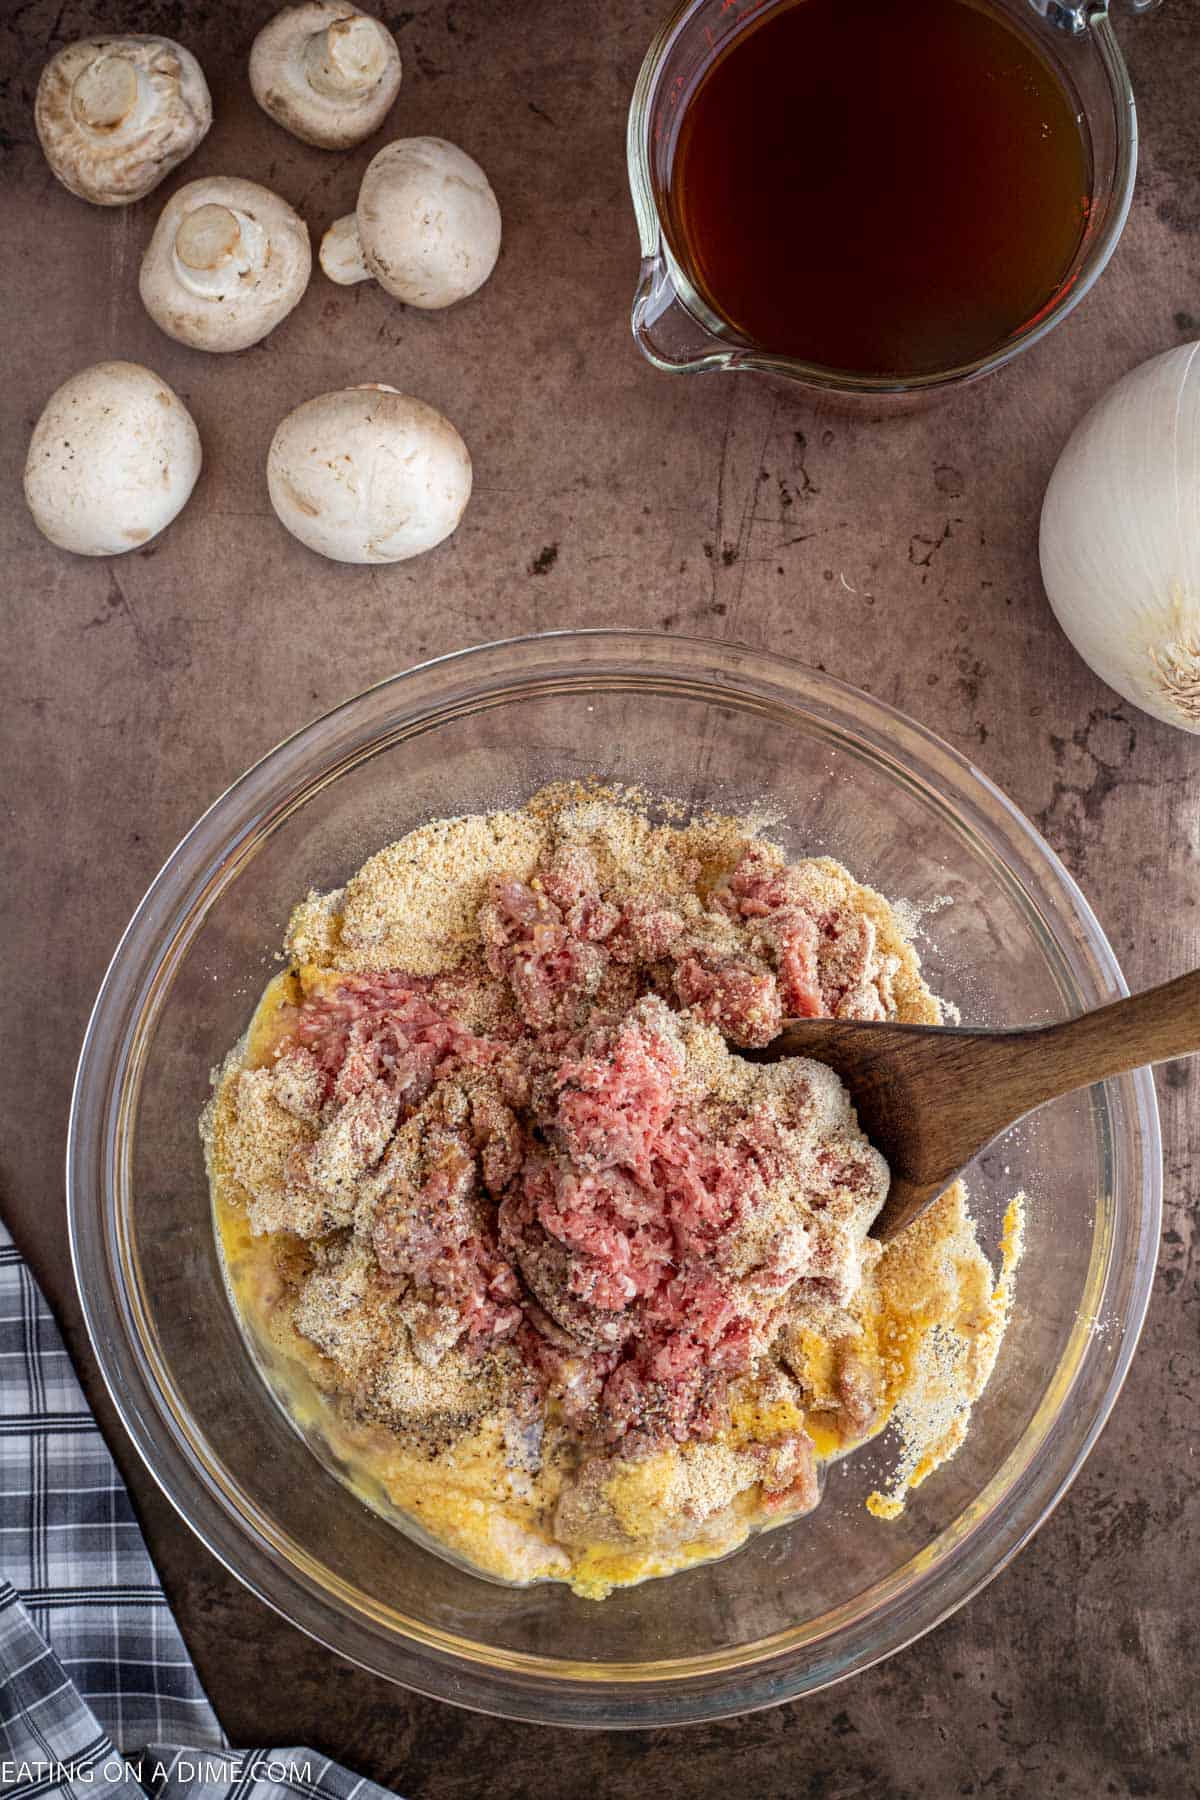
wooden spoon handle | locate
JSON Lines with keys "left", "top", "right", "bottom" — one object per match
{"left": 999, "top": 966, "right": 1200, "bottom": 1117}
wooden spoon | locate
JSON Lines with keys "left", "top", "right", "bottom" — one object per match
{"left": 753, "top": 969, "right": 1199, "bottom": 1243}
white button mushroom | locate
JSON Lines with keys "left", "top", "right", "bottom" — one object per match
{"left": 139, "top": 177, "right": 312, "bottom": 354}
{"left": 35, "top": 36, "right": 211, "bottom": 207}
{"left": 267, "top": 385, "right": 471, "bottom": 563}
{"left": 250, "top": 2, "right": 402, "bottom": 150}
{"left": 320, "top": 137, "right": 501, "bottom": 309}
{"left": 23, "top": 361, "right": 202, "bottom": 557}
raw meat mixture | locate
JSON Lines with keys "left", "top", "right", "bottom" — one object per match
{"left": 205, "top": 788, "right": 1016, "bottom": 1594}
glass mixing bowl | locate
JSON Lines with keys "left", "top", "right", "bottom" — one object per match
{"left": 68, "top": 632, "right": 1161, "bottom": 1727}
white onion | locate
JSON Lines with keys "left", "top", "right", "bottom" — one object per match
{"left": 1040, "top": 342, "right": 1200, "bottom": 734}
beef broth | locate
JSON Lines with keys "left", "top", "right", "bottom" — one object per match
{"left": 660, "top": 0, "right": 1091, "bottom": 377}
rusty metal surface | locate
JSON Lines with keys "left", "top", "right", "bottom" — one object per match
{"left": 2, "top": 2, "right": 1197, "bottom": 1793}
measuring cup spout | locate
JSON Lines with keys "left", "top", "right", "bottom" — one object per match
{"left": 631, "top": 252, "right": 736, "bottom": 376}
{"left": 626, "top": 43, "right": 740, "bottom": 377}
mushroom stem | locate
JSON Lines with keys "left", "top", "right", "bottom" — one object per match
{"left": 304, "top": 15, "right": 388, "bottom": 99}
{"left": 320, "top": 213, "right": 371, "bottom": 285}
{"left": 70, "top": 55, "right": 141, "bottom": 131}
{"left": 176, "top": 203, "right": 242, "bottom": 270}
{"left": 172, "top": 203, "right": 268, "bottom": 300}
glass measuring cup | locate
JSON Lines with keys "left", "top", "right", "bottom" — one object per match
{"left": 627, "top": 0, "right": 1159, "bottom": 399}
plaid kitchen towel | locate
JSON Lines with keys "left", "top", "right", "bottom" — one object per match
{"left": 0, "top": 1222, "right": 397, "bottom": 1800}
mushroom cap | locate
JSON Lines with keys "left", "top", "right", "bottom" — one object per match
{"left": 23, "top": 361, "right": 202, "bottom": 557}
{"left": 250, "top": 3, "right": 401, "bottom": 150}
{"left": 139, "top": 176, "right": 312, "bottom": 353}
{"left": 267, "top": 384, "right": 472, "bottom": 563}
{"left": 35, "top": 36, "right": 211, "bottom": 206}
{"left": 354, "top": 136, "right": 501, "bottom": 308}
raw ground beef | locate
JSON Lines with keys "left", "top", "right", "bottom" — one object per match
{"left": 226, "top": 832, "right": 894, "bottom": 1457}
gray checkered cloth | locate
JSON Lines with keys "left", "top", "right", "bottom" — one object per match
{"left": 0, "top": 1223, "right": 397, "bottom": 1800}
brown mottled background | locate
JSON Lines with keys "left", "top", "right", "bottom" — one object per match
{"left": 2, "top": 2, "right": 1198, "bottom": 1795}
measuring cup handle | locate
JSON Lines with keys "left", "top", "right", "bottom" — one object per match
{"left": 1034, "top": 0, "right": 1160, "bottom": 28}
